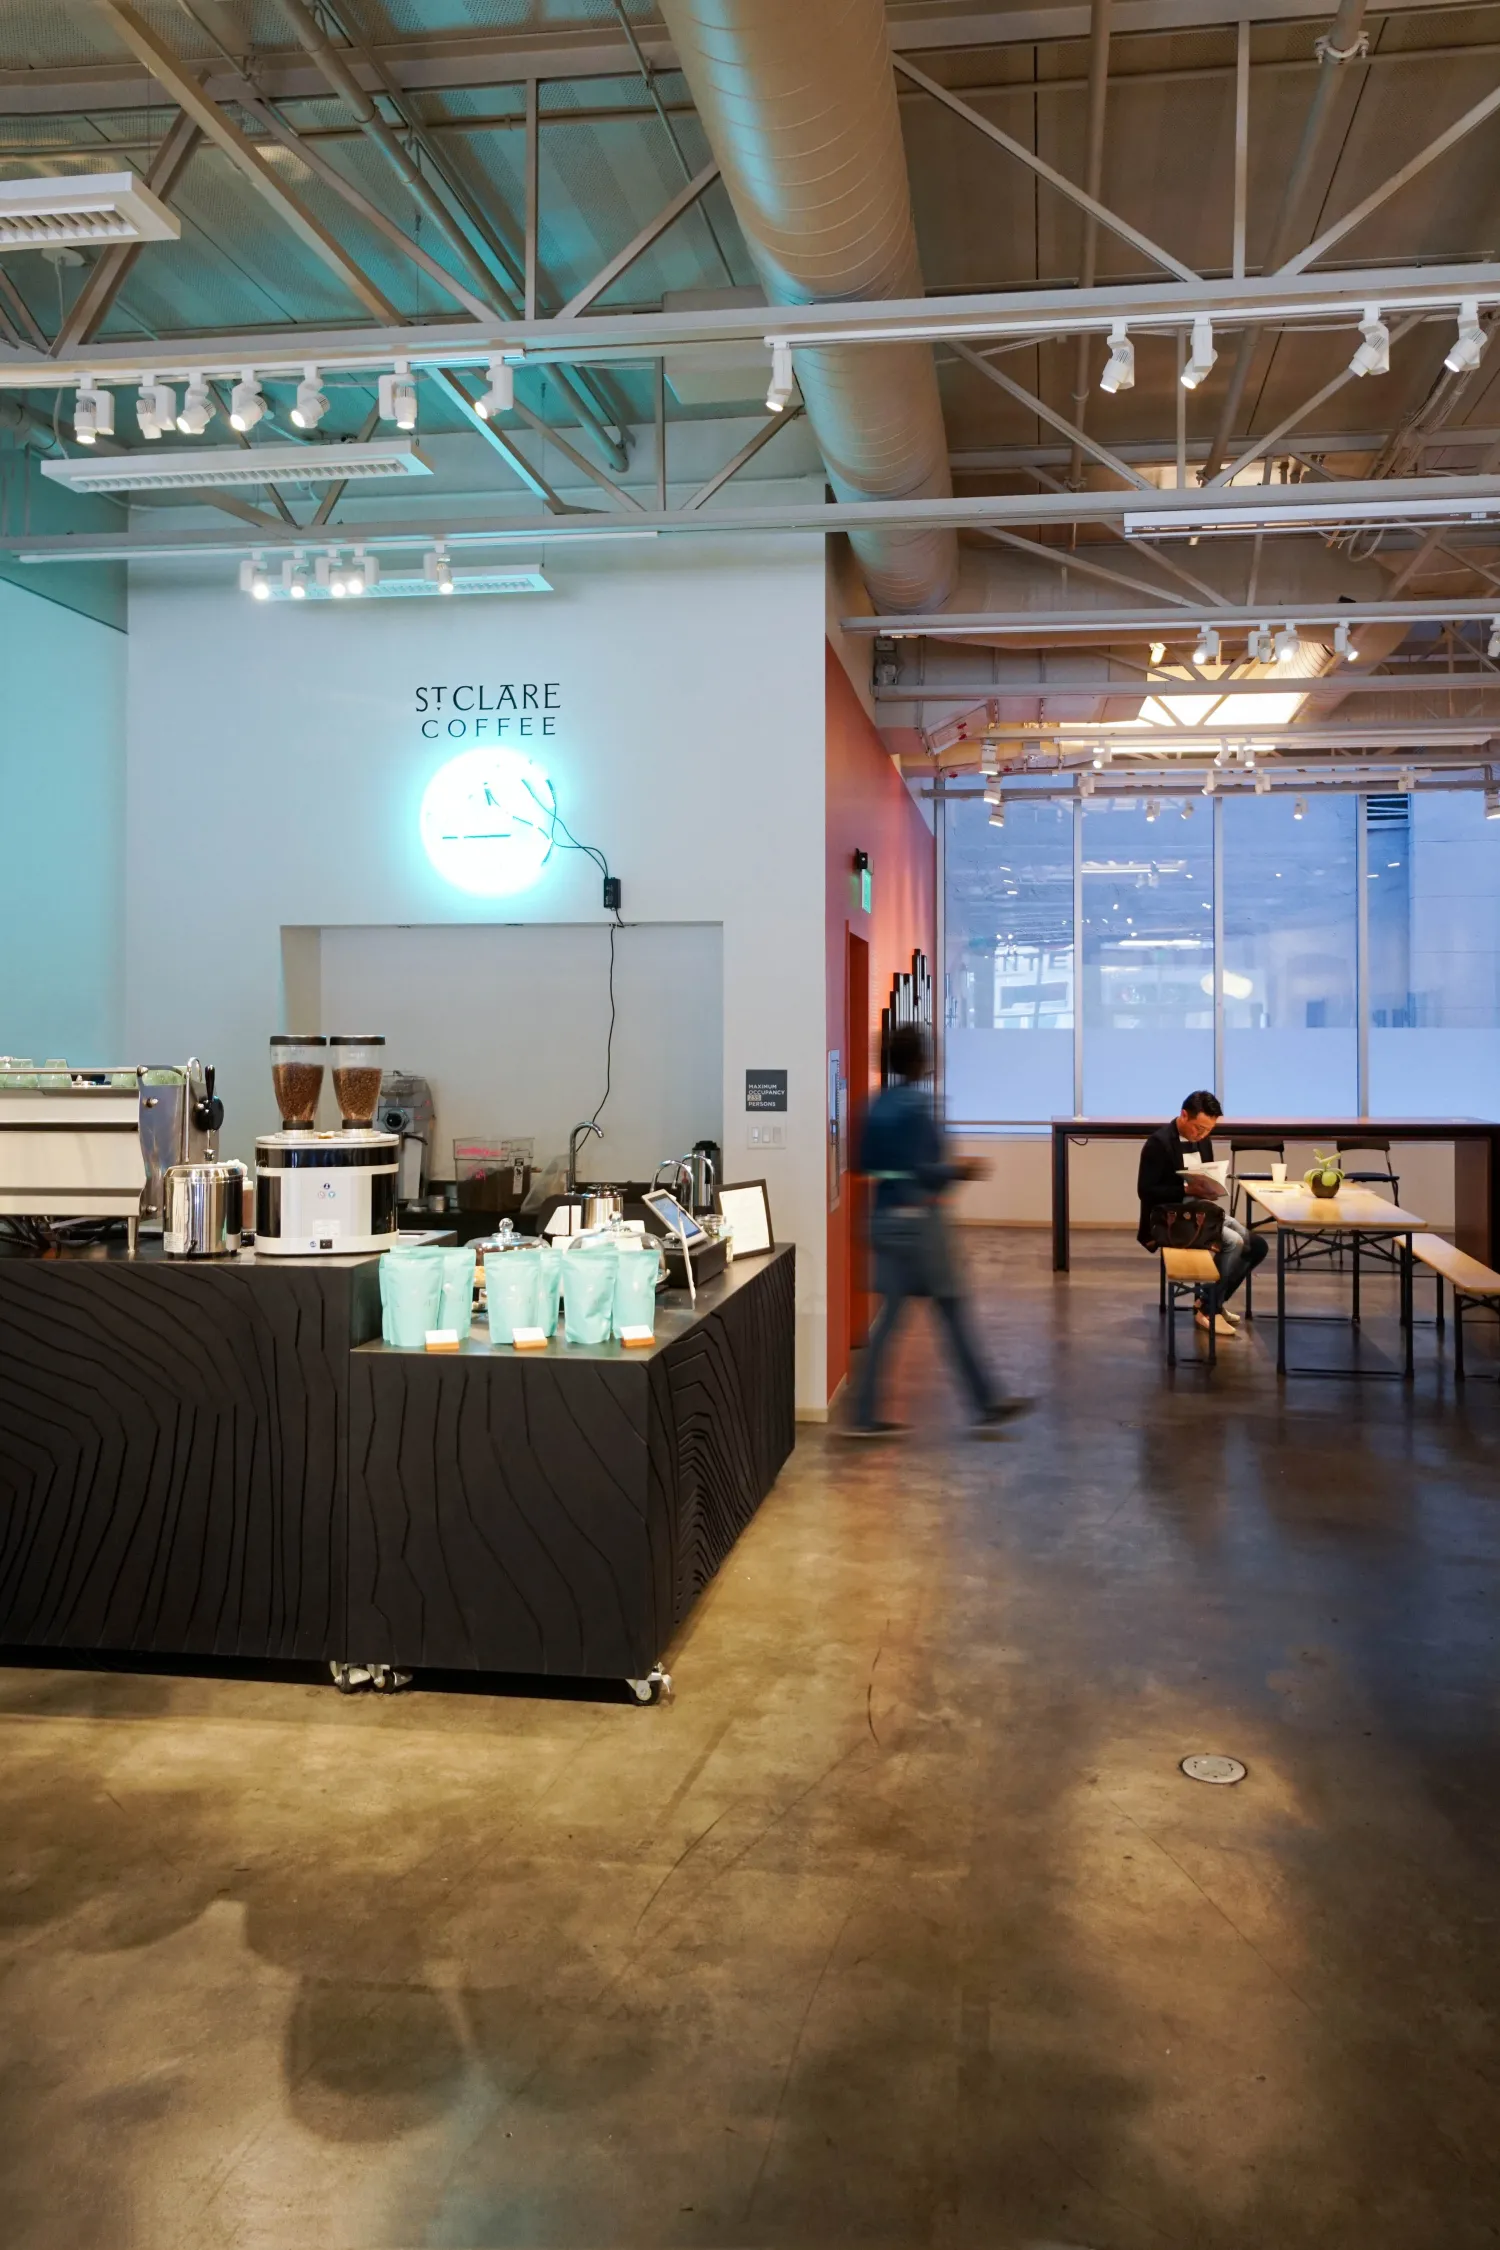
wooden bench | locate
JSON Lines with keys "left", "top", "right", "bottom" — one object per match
{"left": 1411, "top": 1235, "right": 1500, "bottom": 1378}
{"left": 1160, "top": 1246, "right": 1225, "bottom": 1367}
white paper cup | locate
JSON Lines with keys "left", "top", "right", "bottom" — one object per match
{"left": 1270, "top": 1162, "right": 1288, "bottom": 1184}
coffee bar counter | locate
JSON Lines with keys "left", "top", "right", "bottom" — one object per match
{"left": 0, "top": 1240, "right": 794, "bottom": 1690}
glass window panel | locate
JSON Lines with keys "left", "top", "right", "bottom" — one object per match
{"left": 943, "top": 791, "right": 1074, "bottom": 1123}
{"left": 1369, "top": 790, "right": 1500, "bottom": 1117}
{"left": 1081, "top": 797, "right": 1214, "bottom": 1113}
{"left": 1221, "top": 793, "right": 1357, "bottom": 1115}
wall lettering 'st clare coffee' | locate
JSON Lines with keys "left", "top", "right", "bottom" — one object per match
{"left": 416, "top": 683, "right": 562, "bottom": 740}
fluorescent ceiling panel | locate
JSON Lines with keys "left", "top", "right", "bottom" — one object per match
{"left": 0, "top": 171, "right": 181, "bottom": 248}
{"left": 41, "top": 441, "right": 431, "bottom": 494}
{"left": 270, "top": 565, "right": 551, "bottom": 600}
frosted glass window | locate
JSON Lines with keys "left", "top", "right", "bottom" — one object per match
{"left": 944, "top": 791, "right": 1074, "bottom": 1122}
{"left": 1081, "top": 798, "right": 1214, "bottom": 1114}
{"left": 1369, "top": 791, "right": 1500, "bottom": 1117}
{"left": 1222, "top": 793, "right": 1357, "bottom": 1115}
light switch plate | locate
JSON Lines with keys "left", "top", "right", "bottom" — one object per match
{"left": 748, "top": 1120, "right": 786, "bottom": 1149}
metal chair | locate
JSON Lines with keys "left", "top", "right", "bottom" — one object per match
{"left": 1227, "top": 1138, "right": 1285, "bottom": 1224}
{"left": 1335, "top": 1137, "right": 1400, "bottom": 1201}
{"left": 1336, "top": 1138, "right": 1402, "bottom": 1269}
{"left": 1228, "top": 1138, "right": 1284, "bottom": 1313}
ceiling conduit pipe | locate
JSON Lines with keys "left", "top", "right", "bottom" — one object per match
{"left": 1067, "top": 0, "right": 1114, "bottom": 491}
{"left": 273, "top": 0, "right": 628, "bottom": 472}
{"left": 655, "top": 0, "right": 959, "bottom": 614}
{"left": 1200, "top": 0, "right": 1370, "bottom": 482}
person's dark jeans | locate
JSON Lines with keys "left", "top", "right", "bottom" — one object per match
{"left": 1213, "top": 1214, "right": 1270, "bottom": 1305}
{"left": 853, "top": 1205, "right": 998, "bottom": 1426}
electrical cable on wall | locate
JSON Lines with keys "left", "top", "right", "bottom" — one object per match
{"left": 524, "top": 782, "right": 624, "bottom": 1130}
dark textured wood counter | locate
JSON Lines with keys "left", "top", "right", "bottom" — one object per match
{"left": 345, "top": 1246, "right": 796, "bottom": 1678}
{"left": 0, "top": 1239, "right": 795, "bottom": 1685}
{"left": 0, "top": 1243, "right": 381, "bottom": 1660}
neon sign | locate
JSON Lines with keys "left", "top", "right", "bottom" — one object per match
{"left": 419, "top": 748, "right": 557, "bottom": 896}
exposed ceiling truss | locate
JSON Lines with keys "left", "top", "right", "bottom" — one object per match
{"left": 5, "top": 0, "right": 1500, "bottom": 782}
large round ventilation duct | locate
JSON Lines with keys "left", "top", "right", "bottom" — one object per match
{"left": 656, "top": 0, "right": 957, "bottom": 614}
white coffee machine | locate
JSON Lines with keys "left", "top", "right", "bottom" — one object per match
{"left": 253, "top": 1033, "right": 399, "bottom": 1257}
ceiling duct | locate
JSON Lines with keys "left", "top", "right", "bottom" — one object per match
{"left": 656, "top": 0, "right": 957, "bottom": 614}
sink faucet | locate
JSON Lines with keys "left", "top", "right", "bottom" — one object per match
{"left": 567, "top": 1118, "right": 602, "bottom": 1194}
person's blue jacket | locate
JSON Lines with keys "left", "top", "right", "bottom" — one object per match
{"left": 855, "top": 1084, "right": 964, "bottom": 1211}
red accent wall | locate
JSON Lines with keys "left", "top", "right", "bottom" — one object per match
{"left": 825, "top": 643, "right": 937, "bottom": 1402}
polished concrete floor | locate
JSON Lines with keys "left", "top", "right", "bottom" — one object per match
{"left": 3, "top": 1230, "right": 1499, "bottom": 2250}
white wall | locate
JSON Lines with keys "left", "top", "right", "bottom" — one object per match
{"left": 314, "top": 919, "right": 723, "bottom": 1183}
{"left": 124, "top": 538, "right": 832, "bottom": 1405}
{"left": 0, "top": 578, "right": 125, "bottom": 1063}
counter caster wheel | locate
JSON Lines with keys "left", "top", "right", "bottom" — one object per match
{"left": 369, "top": 1666, "right": 413, "bottom": 1694}
{"left": 625, "top": 1666, "right": 673, "bottom": 1706}
{"left": 330, "top": 1662, "right": 372, "bottom": 1695}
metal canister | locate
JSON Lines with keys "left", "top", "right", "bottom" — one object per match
{"left": 163, "top": 1160, "right": 246, "bottom": 1258}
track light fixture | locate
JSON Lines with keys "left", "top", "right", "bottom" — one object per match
{"left": 766, "top": 339, "right": 797, "bottom": 413}
{"left": 1254, "top": 772, "right": 1271, "bottom": 794}
{"left": 1099, "top": 321, "right": 1134, "bottom": 394}
{"left": 323, "top": 550, "right": 346, "bottom": 598}
{"left": 229, "top": 369, "right": 266, "bottom": 432}
{"left": 1294, "top": 797, "right": 1306, "bottom": 819}
{"left": 1348, "top": 306, "right": 1389, "bottom": 379}
{"left": 1180, "top": 799, "right": 1194, "bottom": 819}
{"left": 1399, "top": 767, "right": 1415, "bottom": 793}
{"left": 284, "top": 552, "right": 310, "bottom": 599}
{"left": 1202, "top": 770, "right": 1216, "bottom": 796}
{"left": 1334, "top": 621, "right": 1356, "bottom": 662}
{"left": 1486, "top": 788, "right": 1500, "bottom": 820}
{"left": 1149, "top": 640, "right": 1166, "bottom": 665}
{"left": 476, "top": 357, "right": 514, "bottom": 420}
{"left": 238, "top": 551, "right": 271, "bottom": 601}
{"left": 73, "top": 380, "right": 113, "bottom": 446}
{"left": 1180, "top": 315, "right": 1216, "bottom": 390}
{"left": 988, "top": 796, "right": 1005, "bottom": 828}
{"left": 176, "top": 371, "right": 213, "bottom": 435}
{"left": 1250, "top": 624, "right": 1273, "bottom": 664}
{"left": 1145, "top": 798, "right": 1160, "bottom": 822}
{"left": 1445, "top": 299, "right": 1486, "bottom": 375}
{"left": 424, "top": 542, "right": 455, "bottom": 594}
{"left": 1274, "top": 625, "right": 1300, "bottom": 665}
{"left": 378, "top": 358, "right": 418, "bottom": 430}
{"left": 1192, "top": 626, "right": 1220, "bottom": 666}
{"left": 1078, "top": 773, "right": 1095, "bottom": 798}
{"left": 291, "top": 365, "right": 328, "bottom": 430}
{"left": 136, "top": 374, "right": 176, "bottom": 439}
{"left": 1488, "top": 618, "right": 1500, "bottom": 659}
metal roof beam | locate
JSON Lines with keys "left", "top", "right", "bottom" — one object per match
{"left": 558, "top": 162, "right": 721, "bottom": 320}
{"left": 10, "top": 264, "right": 1500, "bottom": 386}
{"left": 90, "top": 0, "right": 400, "bottom": 325}
{"left": 894, "top": 53, "right": 1200, "bottom": 285}
{"left": 51, "top": 111, "right": 200, "bottom": 354}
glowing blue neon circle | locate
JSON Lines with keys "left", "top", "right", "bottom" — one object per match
{"left": 419, "top": 748, "right": 557, "bottom": 896}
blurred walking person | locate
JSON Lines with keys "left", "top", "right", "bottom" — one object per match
{"left": 845, "top": 1023, "right": 1032, "bottom": 1439}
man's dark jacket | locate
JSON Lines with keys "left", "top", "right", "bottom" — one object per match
{"left": 1137, "top": 1118, "right": 1216, "bottom": 1249}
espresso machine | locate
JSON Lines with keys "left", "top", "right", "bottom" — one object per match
{"left": 0, "top": 1058, "right": 225, "bottom": 1248}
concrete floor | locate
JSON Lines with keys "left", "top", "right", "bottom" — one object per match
{"left": 3, "top": 1230, "right": 1499, "bottom": 2250}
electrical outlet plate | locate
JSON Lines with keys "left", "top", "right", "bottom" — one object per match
{"left": 748, "top": 1121, "right": 786, "bottom": 1149}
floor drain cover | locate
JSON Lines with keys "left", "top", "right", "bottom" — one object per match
{"left": 1180, "top": 1754, "right": 1246, "bottom": 1785}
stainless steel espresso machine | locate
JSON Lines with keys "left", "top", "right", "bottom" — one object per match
{"left": 0, "top": 1059, "right": 226, "bottom": 1249}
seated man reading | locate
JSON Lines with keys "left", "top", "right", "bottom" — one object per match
{"left": 1137, "top": 1090, "right": 1269, "bottom": 1338}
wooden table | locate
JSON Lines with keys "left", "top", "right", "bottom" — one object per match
{"left": 1050, "top": 1116, "right": 1500, "bottom": 1271}
{"left": 1244, "top": 1182, "right": 1425, "bottom": 1380}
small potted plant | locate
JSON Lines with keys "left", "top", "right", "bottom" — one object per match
{"left": 1303, "top": 1149, "right": 1345, "bottom": 1199}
